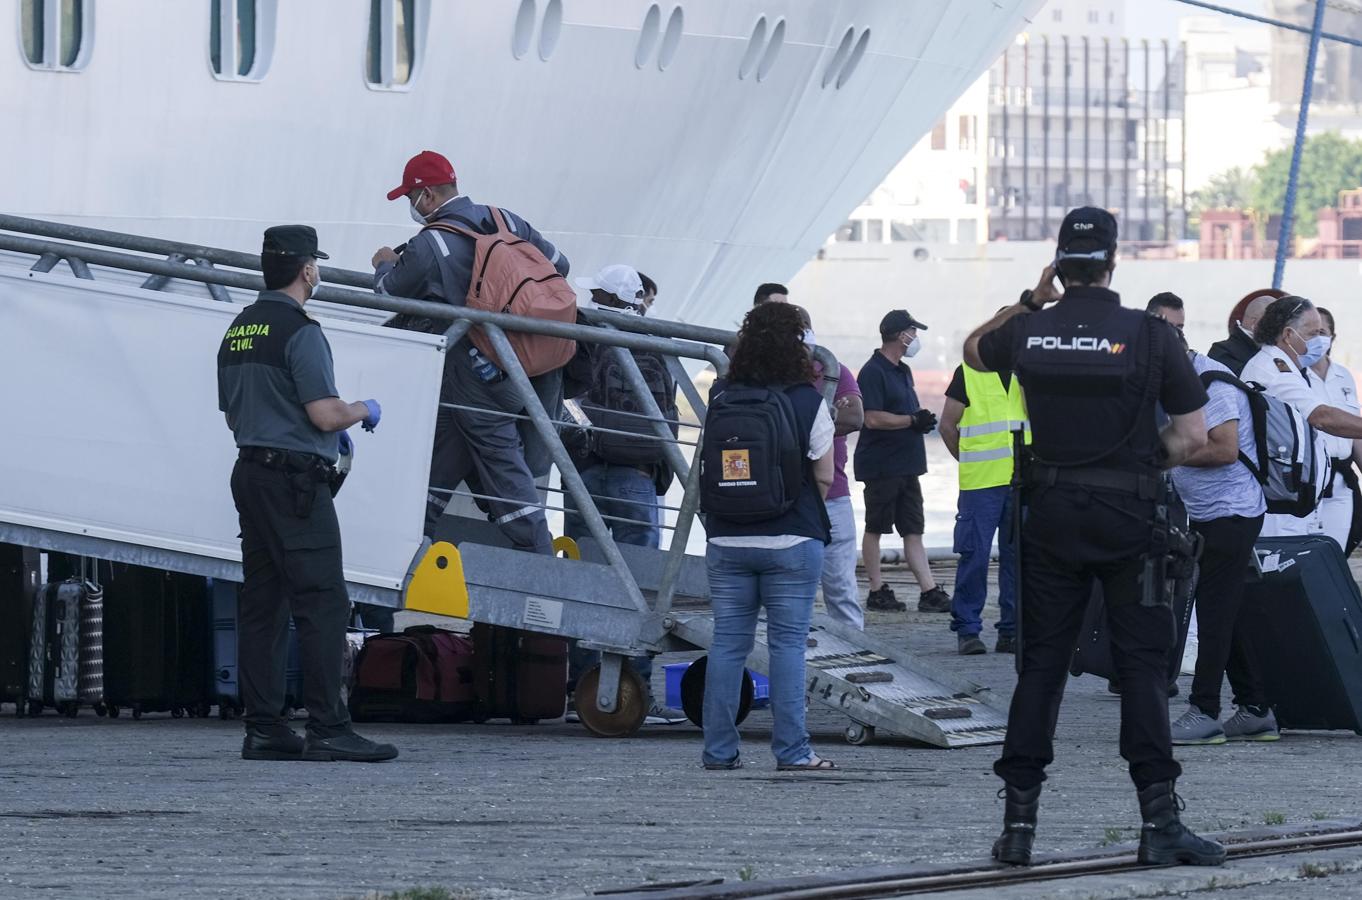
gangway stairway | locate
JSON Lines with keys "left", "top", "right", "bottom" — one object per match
{"left": 0, "top": 214, "right": 1007, "bottom": 746}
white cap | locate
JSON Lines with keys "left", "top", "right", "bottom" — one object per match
{"left": 573, "top": 264, "right": 643, "bottom": 308}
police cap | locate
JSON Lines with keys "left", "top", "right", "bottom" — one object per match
{"left": 261, "top": 224, "right": 330, "bottom": 260}
{"left": 879, "top": 309, "right": 928, "bottom": 339}
{"left": 1056, "top": 207, "right": 1118, "bottom": 261}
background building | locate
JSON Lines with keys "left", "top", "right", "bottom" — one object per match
{"left": 988, "top": 0, "right": 1185, "bottom": 244}
{"left": 832, "top": 0, "right": 1186, "bottom": 247}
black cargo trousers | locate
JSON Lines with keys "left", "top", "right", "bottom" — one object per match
{"left": 995, "top": 484, "right": 1183, "bottom": 792}
{"left": 230, "top": 456, "right": 351, "bottom": 737}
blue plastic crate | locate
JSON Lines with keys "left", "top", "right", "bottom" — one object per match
{"left": 664, "top": 661, "right": 770, "bottom": 710}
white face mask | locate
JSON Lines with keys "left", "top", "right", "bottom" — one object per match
{"left": 802, "top": 329, "right": 817, "bottom": 348}
{"left": 306, "top": 265, "right": 321, "bottom": 298}
{"left": 408, "top": 189, "right": 430, "bottom": 225}
{"left": 904, "top": 335, "right": 922, "bottom": 358}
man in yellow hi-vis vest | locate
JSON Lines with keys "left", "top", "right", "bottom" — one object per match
{"left": 939, "top": 360, "right": 1029, "bottom": 656}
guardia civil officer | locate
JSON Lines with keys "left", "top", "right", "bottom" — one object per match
{"left": 218, "top": 225, "right": 397, "bottom": 763}
{"left": 963, "top": 208, "right": 1222, "bottom": 867}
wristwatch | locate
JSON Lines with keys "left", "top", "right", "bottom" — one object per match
{"left": 1018, "top": 289, "right": 1043, "bottom": 312}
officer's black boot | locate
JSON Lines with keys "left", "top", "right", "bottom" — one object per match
{"left": 241, "top": 724, "right": 305, "bottom": 761}
{"left": 992, "top": 783, "right": 1041, "bottom": 866}
{"left": 1136, "top": 781, "right": 1227, "bottom": 866}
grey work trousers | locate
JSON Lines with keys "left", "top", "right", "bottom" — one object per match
{"left": 425, "top": 352, "right": 554, "bottom": 555}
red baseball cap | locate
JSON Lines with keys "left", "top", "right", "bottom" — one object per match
{"left": 386, "top": 150, "right": 456, "bottom": 201}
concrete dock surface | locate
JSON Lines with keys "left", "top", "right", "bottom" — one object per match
{"left": 2, "top": 560, "right": 1360, "bottom": 899}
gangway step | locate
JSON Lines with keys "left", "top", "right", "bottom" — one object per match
{"left": 669, "top": 614, "right": 1008, "bottom": 748}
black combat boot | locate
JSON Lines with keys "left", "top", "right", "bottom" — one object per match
{"left": 1136, "top": 781, "right": 1227, "bottom": 866}
{"left": 992, "top": 783, "right": 1041, "bottom": 866}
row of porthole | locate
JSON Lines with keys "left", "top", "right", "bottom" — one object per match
{"left": 511, "top": 0, "right": 871, "bottom": 88}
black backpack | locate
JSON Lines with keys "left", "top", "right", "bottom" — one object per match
{"left": 582, "top": 350, "right": 679, "bottom": 467}
{"left": 700, "top": 385, "right": 805, "bottom": 524}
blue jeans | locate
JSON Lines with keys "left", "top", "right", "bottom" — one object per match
{"left": 950, "top": 486, "right": 1017, "bottom": 637}
{"left": 703, "top": 540, "right": 823, "bottom": 766}
{"left": 564, "top": 463, "right": 660, "bottom": 691}
{"left": 564, "top": 463, "right": 660, "bottom": 550}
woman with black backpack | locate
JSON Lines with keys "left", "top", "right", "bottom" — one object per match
{"left": 699, "top": 302, "right": 835, "bottom": 770}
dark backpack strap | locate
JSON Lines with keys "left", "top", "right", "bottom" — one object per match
{"left": 1199, "top": 369, "right": 1269, "bottom": 481}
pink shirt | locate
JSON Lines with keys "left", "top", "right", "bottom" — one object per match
{"left": 813, "top": 362, "right": 862, "bottom": 501}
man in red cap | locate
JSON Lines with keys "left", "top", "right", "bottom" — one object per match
{"left": 371, "top": 151, "right": 569, "bottom": 554}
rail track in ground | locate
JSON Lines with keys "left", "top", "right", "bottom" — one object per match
{"left": 599, "top": 821, "right": 1362, "bottom": 899}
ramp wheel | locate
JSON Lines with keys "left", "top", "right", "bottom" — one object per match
{"left": 576, "top": 664, "right": 649, "bottom": 738}
{"left": 844, "top": 723, "right": 874, "bottom": 746}
{"left": 679, "top": 656, "right": 755, "bottom": 728}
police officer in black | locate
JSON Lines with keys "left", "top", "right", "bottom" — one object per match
{"left": 218, "top": 225, "right": 397, "bottom": 763}
{"left": 964, "top": 208, "right": 1222, "bottom": 867}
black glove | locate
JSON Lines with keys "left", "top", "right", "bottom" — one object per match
{"left": 911, "top": 409, "right": 938, "bottom": 433}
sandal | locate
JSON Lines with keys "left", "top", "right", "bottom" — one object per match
{"left": 703, "top": 757, "right": 743, "bottom": 770}
{"left": 777, "top": 755, "right": 837, "bottom": 771}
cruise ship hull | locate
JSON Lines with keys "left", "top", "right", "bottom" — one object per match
{"left": 2, "top": 0, "right": 1043, "bottom": 326}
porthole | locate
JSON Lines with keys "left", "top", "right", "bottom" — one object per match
{"left": 836, "top": 28, "right": 871, "bottom": 89}
{"left": 20, "top": 0, "right": 90, "bottom": 71}
{"left": 512, "top": 0, "right": 535, "bottom": 60}
{"left": 757, "top": 17, "right": 784, "bottom": 82}
{"left": 366, "top": 0, "right": 428, "bottom": 89}
{"left": 657, "top": 5, "right": 683, "bottom": 71}
{"left": 635, "top": 4, "right": 661, "bottom": 69}
{"left": 538, "top": 0, "right": 563, "bottom": 61}
{"left": 822, "top": 26, "right": 855, "bottom": 89}
{"left": 738, "top": 16, "right": 767, "bottom": 80}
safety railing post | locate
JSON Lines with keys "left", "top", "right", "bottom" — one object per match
{"left": 193, "top": 258, "right": 233, "bottom": 303}
{"left": 603, "top": 341, "right": 691, "bottom": 481}
{"left": 29, "top": 252, "right": 60, "bottom": 274}
{"left": 654, "top": 417, "right": 706, "bottom": 619}
{"left": 479, "top": 324, "right": 652, "bottom": 618}
{"left": 665, "top": 355, "right": 707, "bottom": 419}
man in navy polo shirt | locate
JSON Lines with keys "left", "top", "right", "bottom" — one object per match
{"left": 854, "top": 310, "right": 951, "bottom": 613}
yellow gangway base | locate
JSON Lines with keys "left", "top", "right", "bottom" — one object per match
{"left": 403, "top": 541, "right": 470, "bottom": 619}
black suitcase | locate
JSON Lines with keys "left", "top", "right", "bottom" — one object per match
{"left": 1070, "top": 565, "right": 1197, "bottom": 688}
{"left": 1241, "top": 536, "right": 1362, "bottom": 734}
{"left": 28, "top": 579, "right": 86, "bottom": 717}
{"left": 0, "top": 544, "right": 40, "bottom": 713}
{"left": 102, "top": 566, "right": 212, "bottom": 719}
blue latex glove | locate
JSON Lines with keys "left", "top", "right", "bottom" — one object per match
{"left": 361, "top": 399, "right": 381, "bottom": 433}
{"left": 338, "top": 430, "right": 353, "bottom": 457}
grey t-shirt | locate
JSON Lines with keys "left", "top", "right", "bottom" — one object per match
{"left": 217, "top": 292, "right": 341, "bottom": 463}
{"left": 1171, "top": 353, "right": 1266, "bottom": 522}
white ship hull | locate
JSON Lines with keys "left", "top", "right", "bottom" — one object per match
{"left": 1, "top": 0, "right": 1042, "bottom": 326}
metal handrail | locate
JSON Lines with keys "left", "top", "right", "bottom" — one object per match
{"left": 1, "top": 216, "right": 846, "bottom": 634}
{"left": 0, "top": 232, "right": 732, "bottom": 372}
{"left": 0, "top": 213, "right": 375, "bottom": 289}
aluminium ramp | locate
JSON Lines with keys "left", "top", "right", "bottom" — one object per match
{"left": 669, "top": 613, "right": 1008, "bottom": 748}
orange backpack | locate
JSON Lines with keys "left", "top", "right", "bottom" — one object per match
{"left": 424, "top": 207, "right": 576, "bottom": 377}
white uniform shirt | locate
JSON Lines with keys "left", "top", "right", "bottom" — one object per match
{"left": 1241, "top": 345, "right": 1323, "bottom": 419}
{"left": 1314, "top": 359, "right": 1361, "bottom": 461}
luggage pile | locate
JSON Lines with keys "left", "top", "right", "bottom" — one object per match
{"left": 1, "top": 543, "right": 571, "bottom": 725}
{"left": 349, "top": 622, "right": 568, "bottom": 724}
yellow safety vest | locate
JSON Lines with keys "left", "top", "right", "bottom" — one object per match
{"left": 958, "top": 366, "right": 1030, "bottom": 491}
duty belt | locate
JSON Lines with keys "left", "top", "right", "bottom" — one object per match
{"left": 239, "top": 446, "right": 337, "bottom": 481}
{"left": 1026, "top": 465, "right": 1160, "bottom": 501}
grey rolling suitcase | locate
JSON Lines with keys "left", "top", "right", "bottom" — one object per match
{"left": 28, "top": 579, "right": 85, "bottom": 717}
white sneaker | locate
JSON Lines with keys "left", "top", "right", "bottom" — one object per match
{"left": 1180, "top": 638, "right": 1199, "bottom": 677}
